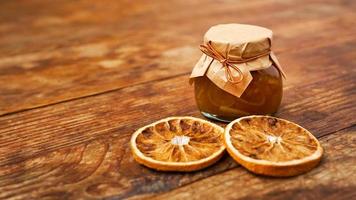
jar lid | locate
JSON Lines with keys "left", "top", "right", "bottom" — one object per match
{"left": 190, "top": 23, "right": 285, "bottom": 98}
{"left": 204, "top": 23, "right": 272, "bottom": 48}
{"left": 203, "top": 23, "right": 272, "bottom": 65}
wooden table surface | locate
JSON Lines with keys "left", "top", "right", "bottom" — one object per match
{"left": 0, "top": 0, "right": 355, "bottom": 199}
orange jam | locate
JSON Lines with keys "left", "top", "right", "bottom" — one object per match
{"left": 194, "top": 64, "right": 283, "bottom": 122}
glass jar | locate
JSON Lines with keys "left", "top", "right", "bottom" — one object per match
{"left": 194, "top": 63, "right": 283, "bottom": 122}
{"left": 190, "top": 23, "right": 285, "bottom": 122}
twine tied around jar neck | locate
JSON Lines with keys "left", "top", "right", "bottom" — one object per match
{"left": 199, "top": 41, "right": 271, "bottom": 84}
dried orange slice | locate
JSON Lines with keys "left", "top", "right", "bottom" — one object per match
{"left": 224, "top": 115, "right": 323, "bottom": 177}
{"left": 130, "top": 116, "right": 225, "bottom": 171}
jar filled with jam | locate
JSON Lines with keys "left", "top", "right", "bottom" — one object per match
{"left": 190, "top": 24, "right": 285, "bottom": 122}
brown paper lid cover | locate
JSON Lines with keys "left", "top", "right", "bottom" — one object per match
{"left": 190, "top": 24, "right": 284, "bottom": 97}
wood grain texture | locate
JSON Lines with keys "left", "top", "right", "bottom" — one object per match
{"left": 0, "top": 0, "right": 355, "bottom": 199}
{"left": 0, "top": 126, "right": 354, "bottom": 199}
{"left": 0, "top": 37, "right": 355, "bottom": 167}
{"left": 0, "top": 44, "right": 355, "bottom": 199}
{"left": 0, "top": 0, "right": 355, "bottom": 115}
{"left": 148, "top": 127, "right": 356, "bottom": 200}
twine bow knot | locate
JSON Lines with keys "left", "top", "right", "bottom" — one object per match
{"left": 199, "top": 41, "right": 271, "bottom": 84}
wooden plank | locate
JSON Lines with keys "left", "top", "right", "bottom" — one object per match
{"left": 0, "top": 0, "right": 355, "bottom": 115}
{"left": 0, "top": 40, "right": 355, "bottom": 166}
{"left": 0, "top": 136, "right": 237, "bottom": 199}
{"left": 1, "top": 38, "right": 355, "bottom": 164}
{"left": 0, "top": 0, "right": 352, "bottom": 55}
{"left": 0, "top": 41, "right": 355, "bottom": 199}
{"left": 0, "top": 126, "right": 354, "bottom": 199}
{"left": 147, "top": 127, "right": 356, "bottom": 200}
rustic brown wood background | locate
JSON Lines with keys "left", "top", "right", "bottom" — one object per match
{"left": 0, "top": 0, "right": 355, "bottom": 199}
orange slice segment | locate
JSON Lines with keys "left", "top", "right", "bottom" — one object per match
{"left": 130, "top": 116, "right": 225, "bottom": 171}
{"left": 224, "top": 115, "right": 323, "bottom": 177}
